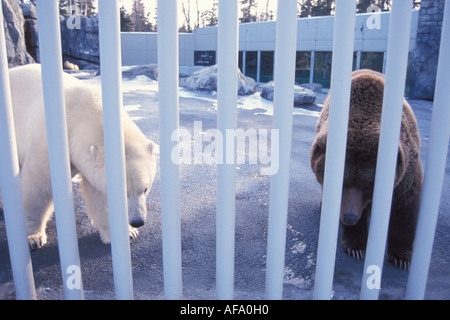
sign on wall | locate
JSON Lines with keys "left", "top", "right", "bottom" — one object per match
{"left": 194, "top": 51, "right": 216, "bottom": 66}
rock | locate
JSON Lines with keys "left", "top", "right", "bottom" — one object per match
{"left": 19, "top": 2, "right": 37, "bottom": 19}
{"left": 20, "top": 2, "right": 39, "bottom": 62}
{"left": 122, "top": 64, "right": 158, "bottom": 80}
{"left": 60, "top": 15, "right": 100, "bottom": 68}
{"left": 2, "top": 0, "right": 35, "bottom": 67}
{"left": 260, "top": 81, "right": 316, "bottom": 105}
{"left": 408, "top": 44, "right": 438, "bottom": 101}
{"left": 180, "top": 65, "right": 256, "bottom": 96}
{"left": 298, "top": 82, "right": 322, "bottom": 93}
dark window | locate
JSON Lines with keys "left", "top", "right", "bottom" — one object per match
{"left": 260, "top": 51, "right": 274, "bottom": 83}
{"left": 245, "top": 51, "right": 258, "bottom": 81}
{"left": 295, "top": 51, "right": 311, "bottom": 84}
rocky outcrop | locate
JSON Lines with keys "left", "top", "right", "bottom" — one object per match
{"left": 180, "top": 65, "right": 256, "bottom": 95}
{"left": 409, "top": 0, "right": 445, "bottom": 100}
{"left": 122, "top": 64, "right": 158, "bottom": 80}
{"left": 260, "top": 81, "right": 316, "bottom": 105}
{"left": 2, "top": 0, "right": 35, "bottom": 67}
{"left": 60, "top": 15, "right": 100, "bottom": 69}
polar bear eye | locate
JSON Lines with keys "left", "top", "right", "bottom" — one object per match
{"left": 143, "top": 187, "right": 149, "bottom": 194}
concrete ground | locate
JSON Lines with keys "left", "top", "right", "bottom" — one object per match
{"left": 0, "top": 79, "right": 449, "bottom": 300}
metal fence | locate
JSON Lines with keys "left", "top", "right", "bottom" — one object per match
{"left": 0, "top": 0, "right": 449, "bottom": 300}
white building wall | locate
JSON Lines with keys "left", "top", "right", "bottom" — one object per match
{"left": 120, "top": 10, "right": 419, "bottom": 67}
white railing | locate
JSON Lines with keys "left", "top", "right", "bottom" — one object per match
{"left": 0, "top": 0, "right": 448, "bottom": 300}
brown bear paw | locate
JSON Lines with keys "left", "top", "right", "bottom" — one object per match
{"left": 342, "top": 241, "right": 366, "bottom": 260}
{"left": 344, "top": 247, "right": 366, "bottom": 260}
{"left": 387, "top": 252, "right": 411, "bottom": 270}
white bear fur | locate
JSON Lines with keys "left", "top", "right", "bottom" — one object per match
{"left": 6, "top": 64, "right": 158, "bottom": 248}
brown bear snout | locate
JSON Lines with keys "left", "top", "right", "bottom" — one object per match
{"left": 340, "top": 188, "right": 366, "bottom": 226}
{"left": 342, "top": 212, "right": 359, "bottom": 226}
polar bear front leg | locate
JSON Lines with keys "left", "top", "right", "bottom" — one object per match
{"left": 20, "top": 163, "right": 54, "bottom": 250}
{"left": 80, "top": 175, "right": 140, "bottom": 243}
{"left": 80, "top": 175, "right": 111, "bottom": 243}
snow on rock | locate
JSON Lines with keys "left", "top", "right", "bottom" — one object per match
{"left": 179, "top": 65, "right": 256, "bottom": 96}
{"left": 260, "top": 81, "right": 317, "bottom": 105}
{"left": 122, "top": 64, "right": 158, "bottom": 80}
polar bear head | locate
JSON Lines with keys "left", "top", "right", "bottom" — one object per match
{"left": 125, "top": 140, "right": 158, "bottom": 228}
{"left": 89, "top": 139, "right": 158, "bottom": 228}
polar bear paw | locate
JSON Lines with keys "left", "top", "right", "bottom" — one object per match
{"left": 129, "top": 226, "right": 139, "bottom": 242}
{"left": 28, "top": 233, "right": 47, "bottom": 250}
{"left": 98, "top": 226, "right": 139, "bottom": 244}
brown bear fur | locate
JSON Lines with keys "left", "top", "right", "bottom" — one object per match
{"left": 310, "top": 69, "right": 423, "bottom": 269}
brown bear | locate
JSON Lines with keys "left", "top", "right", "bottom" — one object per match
{"left": 310, "top": 69, "right": 423, "bottom": 269}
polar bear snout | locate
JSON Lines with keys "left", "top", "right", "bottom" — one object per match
{"left": 130, "top": 218, "right": 145, "bottom": 228}
{"left": 127, "top": 191, "right": 149, "bottom": 229}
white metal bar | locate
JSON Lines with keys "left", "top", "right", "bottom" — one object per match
{"left": 98, "top": 0, "right": 133, "bottom": 300}
{"left": 36, "top": 0, "right": 84, "bottom": 300}
{"left": 313, "top": 0, "right": 356, "bottom": 300}
{"left": 216, "top": 0, "right": 238, "bottom": 300}
{"left": 406, "top": 0, "right": 450, "bottom": 300}
{"left": 264, "top": 0, "right": 298, "bottom": 300}
{"left": 0, "top": 5, "right": 36, "bottom": 300}
{"left": 157, "top": 0, "right": 183, "bottom": 300}
{"left": 360, "top": 0, "right": 413, "bottom": 300}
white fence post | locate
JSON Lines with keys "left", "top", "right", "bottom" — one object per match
{"left": 157, "top": 0, "right": 183, "bottom": 300}
{"left": 0, "top": 4, "right": 36, "bottom": 300}
{"left": 98, "top": 0, "right": 134, "bottom": 300}
{"left": 216, "top": 0, "right": 239, "bottom": 300}
{"left": 360, "top": 0, "right": 413, "bottom": 300}
{"left": 36, "top": 0, "right": 84, "bottom": 300}
{"left": 264, "top": 0, "right": 298, "bottom": 300}
{"left": 406, "top": 0, "right": 450, "bottom": 300}
{"left": 313, "top": 0, "right": 357, "bottom": 300}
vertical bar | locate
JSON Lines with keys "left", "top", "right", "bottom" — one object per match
{"left": 157, "top": 0, "right": 183, "bottom": 300}
{"left": 216, "top": 0, "right": 238, "bottom": 300}
{"left": 98, "top": 0, "right": 133, "bottom": 300}
{"left": 360, "top": 0, "right": 413, "bottom": 300}
{"left": 356, "top": 51, "right": 362, "bottom": 70}
{"left": 242, "top": 51, "right": 247, "bottom": 75}
{"left": 313, "top": 0, "right": 356, "bottom": 300}
{"left": 309, "top": 50, "right": 315, "bottom": 84}
{"left": 256, "top": 50, "right": 261, "bottom": 83}
{"left": 36, "top": 0, "right": 84, "bottom": 300}
{"left": 0, "top": 5, "right": 36, "bottom": 300}
{"left": 264, "top": 0, "right": 298, "bottom": 300}
{"left": 406, "top": 0, "right": 450, "bottom": 300}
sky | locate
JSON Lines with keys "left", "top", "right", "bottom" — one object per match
{"left": 118, "top": 0, "right": 279, "bottom": 29}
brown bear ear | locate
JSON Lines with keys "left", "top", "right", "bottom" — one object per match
{"left": 310, "top": 133, "right": 327, "bottom": 184}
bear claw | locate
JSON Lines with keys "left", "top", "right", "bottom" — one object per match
{"left": 390, "top": 257, "right": 411, "bottom": 270}
{"left": 346, "top": 248, "right": 365, "bottom": 260}
{"left": 129, "top": 226, "right": 139, "bottom": 242}
{"left": 28, "top": 233, "right": 47, "bottom": 251}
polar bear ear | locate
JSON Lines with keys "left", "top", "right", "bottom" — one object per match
{"left": 147, "top": 140, "right": 160, "bottom": 156}
{"left": 90, "top": 145, "right": 105, "bottom": 166}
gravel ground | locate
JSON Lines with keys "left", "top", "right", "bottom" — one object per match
{"left": 0, "top": 75, "right": 448, "bottom": 300}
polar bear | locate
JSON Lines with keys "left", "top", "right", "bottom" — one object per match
{"left": 4, "top": 64, "right": 158, "bottom": 249}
